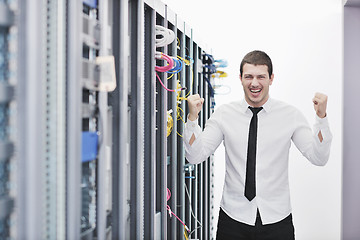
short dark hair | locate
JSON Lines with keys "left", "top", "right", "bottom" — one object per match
{"left": 240, "top": 50, "right": 273, "bottom": 77}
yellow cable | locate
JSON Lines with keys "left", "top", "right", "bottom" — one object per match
{"left": 177, "top": 56, "right": 190, "bottom": 66}
{"left": 167, "top": 110, "right": 173, "bottom": 137}
{"left": 211, "top": 70, "right": 228, "bottom": 78}
{"left": 184, "top": 227, "right": 189, "bottom": 240}
{"left": 177, "top": 106, "right": 186, "bottom": 124}
{"left": 167, "top": 73, "right": 174, "bottom": 80}
{"left": 177, "top": 37, "right": 180, "bottom": 48}
{"left": 174, "top": 37, "right": 195, "bottom": 138}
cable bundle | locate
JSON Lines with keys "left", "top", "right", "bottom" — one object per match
{"left": 155, "top": 52, "right": 186, "bottom": 92}
{"left": 204, "top": 64, "right": 217, "bottom": 74}
{"left": 155, "top": 51, "right": 174, "bottom": 72}
{"left": 167, "top": 57, "right": 183, "bottom": 74}
{"left": 203, "top": 53, "right": 214, "bottom": 65}
{"left": 155, "top": 25, "right": 175, "bottom": 48}
{"left": 166, "top": 188, "right": 190, "bottom": 235}
{"left": 167, "top": 110, "right": 173, "bottom": 137}
{"left": 211, "top": 70, "right": 228, "bottom": 78}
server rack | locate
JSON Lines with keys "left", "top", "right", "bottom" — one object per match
{"left": 135, "top": 1, "right": 217, "bottom": 239}
{"left": 110, "top": 0, "right": 219, "bottom": 238}
{"left": 2, "top": 0, "right": 221, "bottom": 239}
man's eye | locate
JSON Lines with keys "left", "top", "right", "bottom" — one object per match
{"left": 245, "top": 76, "right": 253, "bottom": 79}
{"left": 258, "top": 75, "right": 265, "bottom": 79}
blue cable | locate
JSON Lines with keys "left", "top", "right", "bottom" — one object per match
{"left": 185, "top": 176, "right": 196, "bottom": 179}
{"left": 167, "top": 57, "right": 183, "bottom": 74}
{"left": 204, "top": 64, "right": 217, "bottom": 74}
{"left": 203, "top": 75, "right": 215, "bottom": 98}
{"left": 214, "top": 59, "right": 228, "bottom": 68}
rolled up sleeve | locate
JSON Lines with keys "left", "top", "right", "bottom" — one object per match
{"left": 183, "top": 108, "right": 224, "bottom": 164}
{"left": 292, "top": 112, "right": 333, "bottom": 166}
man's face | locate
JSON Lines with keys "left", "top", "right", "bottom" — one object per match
{"left": 240, "top": 63, "right": 274, "bottom": 108}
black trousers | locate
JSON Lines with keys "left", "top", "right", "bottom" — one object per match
{"left": 216, "top": 208, "right": 295, "bottom": 240}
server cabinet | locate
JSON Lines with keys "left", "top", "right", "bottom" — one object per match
{"left": 1, "top": 0, "right": 221, "bottom": 239}
{"left": 138, "top": 1, "right": 218, "bottom": 239}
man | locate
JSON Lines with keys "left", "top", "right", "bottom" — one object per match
{"left": 184, "top": 50, "right": 332, "bottom": 239}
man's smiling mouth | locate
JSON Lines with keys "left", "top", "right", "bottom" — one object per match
{"left": 250, "top": 89, "right": 262, "bottom": 93}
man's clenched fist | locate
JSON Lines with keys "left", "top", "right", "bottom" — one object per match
{"left": 313, "top": 93, "right": 328, "bottom": 118}
{"left": 187, "top": 94, "right": 205, "bottom": 121}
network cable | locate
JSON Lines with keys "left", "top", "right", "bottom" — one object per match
{"left": 184, "top": 183, "right": 203, "bottom": 237}
{"left": 155, "top": 52, "right": 186, "bottom": 93}
{"left": 214, "top": 59, "right": 228, "bottom": 68}
{"left": 167, "top": 109, "right": 173, "bottom": 137}
{"left": 203, "top": 75, "right": 215, "bottom": 98}
{"left": 155, "top": 51, "right": 174, "bottom": 72}
{"left": 155, "top": 25, "right": 175, "bottom": 48}
{"left": 166, "top": 188, "right": 190, "bottom": 238}
{"left": 203, "top": 53, "right": 215, "bottom": 65}
{"left": 211, "top": 70, "right": 228, "bottom": 79}
{"left": 167, "top": 57, "right": 183, "bottom": 75}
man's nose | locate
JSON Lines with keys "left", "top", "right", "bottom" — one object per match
{"left": 251, "top": 77, "right": 260, "bottom": 87}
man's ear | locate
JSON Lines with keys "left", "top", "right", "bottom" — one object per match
{"left": 269, "top": 74, "right": 274, "bottom": 85}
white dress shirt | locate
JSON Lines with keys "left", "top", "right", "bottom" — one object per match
{"left": 184, "top": 98, "right": 332, "bottom": 226}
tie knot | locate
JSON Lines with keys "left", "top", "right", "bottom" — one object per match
{"left": 249, "top": 107, "right": 263, "bottom": 115}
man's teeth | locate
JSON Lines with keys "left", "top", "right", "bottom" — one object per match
{"left": 250, "top": 89, "right": 261, "bottom": 93}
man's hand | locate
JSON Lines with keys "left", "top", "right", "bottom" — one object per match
{"left": 187, "top": 94, "right": 204, "bottom": 121}
{"left": 313, "top": 92, "right": 328, "bottom": 118}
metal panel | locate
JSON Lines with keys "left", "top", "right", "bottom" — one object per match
{"left": 16, "top": 0, "right": 26, "bottom": 238}
{"left": 193, "top": 43, "right": 203, "bottom": 240}
{"left": 177, "top": 21, "right": 186, "bottom": 240}
{"left": 160, "top": 15, "right": 168, "bottom": 240}
{"left": 184, "top": 23, "right": 191, "bottom": 41}
{"left": 97, "top": 0, "right": 113, "bottom": 238}
{"left": 166, "top": 6, "right": 176, "bottom": 26}
{"left": 199, "top": 49, "right": 206, "bottom": 240}
{"left": 43, "top": 0, "right": 67, "bottom": 238}
{"left": 66, "top": 0, "right": 83, "bottom": 238}
{"left": 155, "top": 11, "right": 168, "bottom": 238}
{"left": 154, "top": 0, "right": 165, "bottom": 18}
{"left": 144, "top": 4, "right": 156, "bottom": 239}
{"left": 18, "top": 0, "right": 46, "bottom": 238}
{"left": 129, "top": 0, "right": 145, "bottom": 238}
{"left": 110, "top": 0, "right": 130, "bottom": 238}
{"left": 56, "top": 1, "right": 67, "bottom": 239}
{"left": 202, "top": 50, "right": 213, "bottom": 240}
{"left": 184, "top": 34, "right": 192, "bottom": 233}
{"left": 167, "top": 14, "right": 178, "bottom": 240}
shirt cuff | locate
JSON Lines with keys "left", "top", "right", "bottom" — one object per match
{"left": 314, "top": 114, "right": 332, "bottom": 143}
{"left": 186, "top": 114, "right": 198, "bottom": 127}
{"left": 184, "top": 115, "right": 201, "bottom": 146}
{"left": 315, "top": 114, "right": 329, "bottom": 125}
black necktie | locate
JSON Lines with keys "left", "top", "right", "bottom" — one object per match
{"left": 245, "top": 106, "right": 263, "bottom": 201}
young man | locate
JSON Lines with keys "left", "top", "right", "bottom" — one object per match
{"left": 184, "top": 50, "right": 332, "bottom": 239}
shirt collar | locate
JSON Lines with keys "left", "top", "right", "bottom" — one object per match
{"left": 240, "top": 97, "right": 273, "bottom": 114}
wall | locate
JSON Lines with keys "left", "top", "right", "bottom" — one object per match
{"left": 163, "top": 0, "right": 343, "bottom": 239}
{"left": 343, "top": 2, "right": 360, "bottom": 239}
